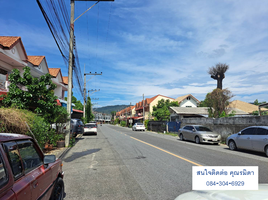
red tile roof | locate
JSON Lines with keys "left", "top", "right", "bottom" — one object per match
{"left": 48, "top": 68, "right": 61, "bottom": 77}
{"left": 62, "top": 76, "right": 68, "bottom": 85}
{"left": 0, "top": 36, "right": 28, "bottom": 60}
{"left": 0, "top": 36, "right": 20, "bottom": 49}
{"left": 28, "top": 56, "right": 45, "bottom": 66}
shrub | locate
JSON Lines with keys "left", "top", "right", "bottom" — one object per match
{"left": 0, "top": 108, "right": 58, "bottom": 149}
{"left": 144, "top": 119, "right": 149, "bottom": 129}
{"left": 120, "top": 121, "right": 126, "bottom": 127}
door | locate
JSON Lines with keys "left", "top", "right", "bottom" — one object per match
{"left": 251, "top": 128, "right": 268, "bottom": 152}
{"left": 236, "top": 127, "right": 256, "bottom": 150}
{"left": 3, "top": 141, "right": 33, "bottom": 200}
{"left": 17, "top": 140, "right": 53, "bottom": 200}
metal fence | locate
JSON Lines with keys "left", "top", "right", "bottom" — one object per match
{"left": 167, "top": 121, "right": 181, "bottom": 132}
{"left": 148, "top": 121, "right": 167, "bottom": 132}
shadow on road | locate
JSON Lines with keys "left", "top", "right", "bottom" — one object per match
{"left": 63, "top": 148, "right": 101, "bottom": 162}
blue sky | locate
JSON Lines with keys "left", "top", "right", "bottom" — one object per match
{"left": 1, "top": 0, "right": 268, "bottom": 108}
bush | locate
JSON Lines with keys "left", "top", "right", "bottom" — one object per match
{"left": 113, "top": 118, "right": 119, "bottom": 125}
{"left": 0, "top": 108, "right": 59, "bottom": 149}
{"left": 144, "top": 119, "right": 149, "bottom": 129}
{"left": 120, "top": 121, "right": 126, "bottom": 127}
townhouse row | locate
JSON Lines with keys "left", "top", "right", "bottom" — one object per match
{"left": 0, "top": 36, "right": 82, "bottom": 116}
{"left": 116, "top": 93, "right": 268, "bottom": 125}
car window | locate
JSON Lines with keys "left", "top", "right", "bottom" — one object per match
{"left": 4, "top": 142, "right": 23, "bottom": 180}
{"left": 17, "top": 140, "right": 42, "bottom": 173}
{"left": 0, "top": 152, "right": 8, "bottom": 188}
{"left": 195, "top": 126, "right": 212, "bottom": 132}
{"left": 85, "top": 124, "right": 96, "bottom": 128}
{"left": 183, "top": 126, "right": 189, "bottom": 130}
{"left": 137, "top": 123, "right": 143, "bottom": 125}
{"left": 255, "top": 128, "right": 268, "bottom": 136}
{"left": 241, "top": 127, "right": 256, "bottom": 135}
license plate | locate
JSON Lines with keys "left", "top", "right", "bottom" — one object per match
{"left": 212, "top": 139, "right": 217, "bottom": 141}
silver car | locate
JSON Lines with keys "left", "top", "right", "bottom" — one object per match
{"left": 226, "top": 126, "right": 268, "bottom": 157}
{"left": 178, "top": 125, "right": 221, "bottom": 144}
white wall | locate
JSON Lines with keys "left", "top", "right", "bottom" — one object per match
{"left": 180, "top": 98, "right": 198, "bottom": 107}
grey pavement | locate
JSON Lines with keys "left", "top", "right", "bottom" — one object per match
{"left": 59, "top": 127, "right": 149, "bottom": 200}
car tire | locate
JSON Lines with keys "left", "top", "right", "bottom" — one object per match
{"left": 51, "top": 177, "right": 64, "bottom": 200}
{"left": 265, "top": 146, "right": 268, "bottom": 157}
{"left": 195, "top": 136, "right": 200, "bottom": 144}
{"left": 179, "top": 133, "right": 184, "bottom": 141}
{"left": 229, "top": 140, "right": 237, "bottom": 151}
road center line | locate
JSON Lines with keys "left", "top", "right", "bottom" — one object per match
{"left": 130, "top": 137, "right": 202, "bottom": 166}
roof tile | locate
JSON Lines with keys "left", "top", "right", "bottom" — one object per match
{"left": 28, "top": 56, "right": 45, "bottom": 66}
{"left": 48, "top": 68, "right": 61, "bottom": 77}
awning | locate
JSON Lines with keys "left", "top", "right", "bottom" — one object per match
{"left": 73, "top": 109, "right": 83, "bottom": 113}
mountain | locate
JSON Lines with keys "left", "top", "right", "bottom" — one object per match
{"left": 94, "top": 105, "right": 129, "bottom": 115}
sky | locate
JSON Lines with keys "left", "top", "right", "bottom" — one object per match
{"left": 1, "top": 0, "right": 268, "bottom": 108}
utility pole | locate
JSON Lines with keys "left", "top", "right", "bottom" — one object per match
{"left": 143, "top": 94, "right": 145, "bottom": 124}
{"left": 66, "top": 0, "right": 75, "bottom": 147}
{"left": 65, "top": 0, "right": 114, "bottom": 148}
{"left": 83, "top": 72, "right": 102, "bottom": 118}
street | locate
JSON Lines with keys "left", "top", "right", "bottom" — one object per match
{"left": 62, "top": 124, "right": 268, "bottom": 200}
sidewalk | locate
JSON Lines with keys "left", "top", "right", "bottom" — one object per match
{"left": 44, "top": 134, "right": 83, "bottom": 159}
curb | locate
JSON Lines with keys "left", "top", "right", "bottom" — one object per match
{"left": 46, "top": 133, "right": 83, "bottom": 159}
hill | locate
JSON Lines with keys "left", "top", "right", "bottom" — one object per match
{"left": 94, "top": 105, "right": 129, "bottom": 115}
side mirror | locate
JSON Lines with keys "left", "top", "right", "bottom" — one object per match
{"left": 238, "top": 132, "right": 241, "bottom": 135}
{"left": 192, "top": 129, "right": 195, "bottom": 132}
{"left": 44, "top": 155, "right": 56, "bottom": 165}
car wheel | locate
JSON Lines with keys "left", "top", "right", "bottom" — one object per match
{"left": 51, "top": 177, "right": 64, "bottom": 200}
{"left": 195, "top": 136, "right": 200, "bottom": 144}
{"left": 179, "top": 133, "right": 184, "bottom": 141}
{"left": 265, "top": 146, "right": 268, "bottom": 157}
{"left": 229, "top": 140, "right": 237, "bottom": 151}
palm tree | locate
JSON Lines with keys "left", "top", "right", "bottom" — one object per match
{"left": 208, "top": 63, "right": 229, "bottom": 89}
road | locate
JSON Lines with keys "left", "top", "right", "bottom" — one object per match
{"left": 62, "top": 124, "right": 268, "bottom": 200}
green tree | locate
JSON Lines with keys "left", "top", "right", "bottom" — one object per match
{"left": 208, "top": 63, "right": 229, "bottom": 90}
{"left": 152, "top": 99, "right": 179, "bottom": 121}
{"left": 1, "top": 66, "right": 59, "bottom": 124}
{"left": 64, "top": 94, "right": 83, "bottom": 110}
{"left": 202, "top": 88, "right": 234, "bottom": 118}
{"left": 85, "top": 97, "right": 94, "bottom": 123}
{"left": 111, "top": 111, "right": 116, "bottom": 120}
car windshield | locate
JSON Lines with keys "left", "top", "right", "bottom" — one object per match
{"left": 195, "top": 126, "right": 212, "bottom": 132}
{"left": 85, "top": 124, "right": 96, "bottom": 128}
{"left": 137, "top": 123, "right": 143, "bottom": 125}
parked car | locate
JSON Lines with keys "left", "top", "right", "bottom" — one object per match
{"left": 84, "top": 123, "right": 97, "bottom": 135}
{"left": 175, "top": 184, "right": 268, "bottom": 200}
{"left": 0, "top": 133, "right": 64, "bottom": 200}
{"left": 71, "top": 118, "right": 84, "bottom": 137}
{"left": 132, "top": 123, "right": 146, "bottom": 131}
{"left": 178, "top": 125, "right": 221, "bottom": 144}
{"left": 226, "top": 126, "right": 268, "bottom": 157}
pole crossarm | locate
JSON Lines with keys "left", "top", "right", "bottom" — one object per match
{"left": 74, "top": 1, "right": 100, "bottom": 23}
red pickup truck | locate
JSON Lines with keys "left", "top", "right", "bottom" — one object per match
{"left": 0, "top": 133, "right": 64, "bottom": 200}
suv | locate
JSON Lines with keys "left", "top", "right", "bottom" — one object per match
{"left": 71, "top": 119, "right": 84, "bottom": 137}
{"left": 0, "top": 133, "right": 64, "bottom": 200}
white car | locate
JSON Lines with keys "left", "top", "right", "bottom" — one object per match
{"left": 175, "top": 184, "right": 268, "bottom": 200}
{"left": 132, "top": 123, "right": 146, "bottom": 131}
{"left": 84, "top": 123, "right": 97, "bottom": 135}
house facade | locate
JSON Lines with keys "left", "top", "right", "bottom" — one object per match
{"left": 175, "top": 94, "right": 199, "bottom": 107}
{"left": 0, "top": 36, "right": 68, "bottom": 101}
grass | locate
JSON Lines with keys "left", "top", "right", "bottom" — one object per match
{"left": 156, "top": 131, "right": 178, "bottom": 137}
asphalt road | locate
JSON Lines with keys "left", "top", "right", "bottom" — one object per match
{"left": 62, "top": 124, "right": 268, "bottom": 200}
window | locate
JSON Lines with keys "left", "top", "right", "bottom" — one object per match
{"left": 0, "top": 152, "right": 8, "bottom": 188}
{"left": 241, "top": 128, "right": 256, "bottom": 135}
{"left": 255, "top": 128, "right": 268, "bottom": 136}
{"left": 4, "top": 142, "right": 23, "bottom": 179}
{"left": 187, "top": 97, "right": 191, "bottom": 100}
{"left": 17, "top": 140, "right": 42, "bottom": 173}
{"left": 195, "top": 126, "right": 212, "bottom": 132}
